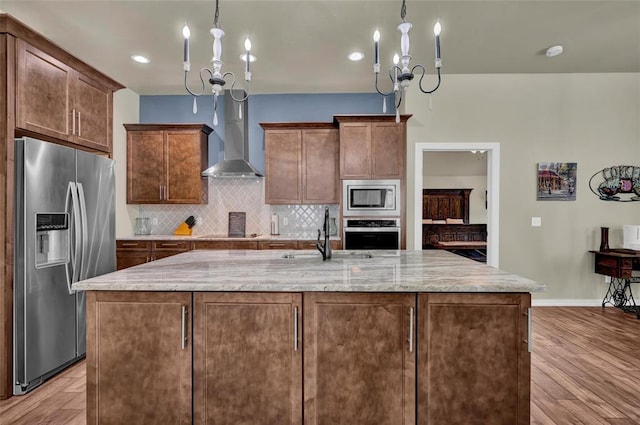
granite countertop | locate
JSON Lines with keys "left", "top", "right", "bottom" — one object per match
{"left": 119, "top": 234, "right": 341, "bottom": 241}
{"left": 73, "top": 250, "right": 545, "bottom": 293}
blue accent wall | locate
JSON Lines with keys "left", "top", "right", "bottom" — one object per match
{"left": 140, "top": 93, "right": 391, "bottom": 174}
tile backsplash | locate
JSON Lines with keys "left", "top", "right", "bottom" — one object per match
{"left": 136, "top": 179, "right": 338, "bottom": 238}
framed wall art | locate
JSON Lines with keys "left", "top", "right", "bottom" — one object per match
{"left": 537, "top": 162, "right": 577, "bottom": 201}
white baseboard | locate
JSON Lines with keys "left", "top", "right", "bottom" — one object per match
{"left": 532, "top": 299, "right": 605, "bottom": 307}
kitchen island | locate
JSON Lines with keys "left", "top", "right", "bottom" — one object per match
{"left": 73, "top": 249, "right": 544, "bottom": 425}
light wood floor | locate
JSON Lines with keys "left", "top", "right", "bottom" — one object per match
{"left": 1, "top": 307, "right": 638, "bottom": 424}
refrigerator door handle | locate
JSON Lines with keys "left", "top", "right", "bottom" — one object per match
{"left": 77, "top": 183, "right": 89, "bottom": 281}
{"left": 69, "top": 182, "right": 82, "bottom": 291}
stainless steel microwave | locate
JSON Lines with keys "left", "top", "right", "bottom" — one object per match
{"left": 342, "top": 179, "right": 400, "bottom": 216}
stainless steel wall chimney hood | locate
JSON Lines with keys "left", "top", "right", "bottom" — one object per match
{"left": 202, "top": 90, "right": 263, "bottom": 178}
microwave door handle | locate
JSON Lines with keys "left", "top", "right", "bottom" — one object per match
{"left": 77, "top": 182, "right": 89, "bottom": 282}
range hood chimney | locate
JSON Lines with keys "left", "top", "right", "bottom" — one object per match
{"left": 202, "top": 90, "right": 263, "bottom": 178}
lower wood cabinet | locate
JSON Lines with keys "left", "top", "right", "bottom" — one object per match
{"left": 194, "top": 293, "right": 302, "bottom": 425}
{"left": 116, "top": 239, "right": 191, "bottom": 270}
{"left": 86, "top": 291, "right": 530, "bottom": 425}
{"left": 115, "top": 240, "right": 151, "bottom": 270}
{"left": 86, "top": 291, "right": 192, "bottom": 425}
{"left": 303, "top": 292, "right": 416, "bottom": 425}
{"left": 192, "top": 240, "right": 259, "bottom": 250}
{"left": 417, "top": 293, "right": 531, "bottom": 425}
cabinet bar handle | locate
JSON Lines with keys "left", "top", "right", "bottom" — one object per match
{"left": 159, "top": 185, "right": 163, "bottom": 200}
{"left": 409, "top": 307, "right": 414, "bottom": 353}
{"left": 70, "top": 109, "right": 76, "bottom": 135}
{"left": 121, "top": 243, "right": 139, "bottom": 247}
{"left": 159, "top": 243, "right": 179, "bottom": 247}
{"left": 77, "top": 111, "right": 81, "bottom": 136}
{"left": 181, "top": 304, "right": 187, "bottom": 350}
{"left": 293, "top": 306, "right": 298, "bottom": 352}
{"left": 526, "top": 307, "right": 532, "bottom": 353}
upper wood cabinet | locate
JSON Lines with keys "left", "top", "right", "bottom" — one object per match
{"left": 417, "top": 293, "right": 531, "bottom": 425}
{"left": 15, "top": 39, "right": 116, "bottom": 152}
{"left": 334, "top": 115, "right": 411, "bottom": 180}
{"left": 262, "top": 123, "right": 339, "bottom": 205}
{"left": 303, "top": 292, "right": 416, "bottom": 425}
{"left": 125, "top": 123, "right": 212, "bottom": 204}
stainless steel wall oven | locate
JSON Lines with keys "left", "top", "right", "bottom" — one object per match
{"left": 343, "top": 218, "right": 401, "bottom": 250}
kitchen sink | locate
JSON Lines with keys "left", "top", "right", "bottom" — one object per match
{"left": 281, "top": 251, "right": 375, "bottom": 260}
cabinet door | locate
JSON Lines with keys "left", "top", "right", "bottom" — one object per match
{"left": 371, "top": 122, "right": 404, "bottom": 179}
{"left": 127, "top": 130, "right": 164, "bottom": 203}
{"left": 265, "top": 130, "right": 302, "bottom": 204}
{"left": 194, "top": 293, "right": 302, "bottom": 425}
{"left": 302, "top": 129, "right": 339, "bottom": 203}
{"left": 165, "top": 130, "right": 207, "bottom": 203}
{"left": 417, "top": 293, "right": 531, "bottom": 425}
{"left": 115, "top": 251, "right": 149, "bottom": 270}
{"left": 339, "top": 123, "right": 371, "bottom": 179}
{"left": 304, "top": 293, "right": 415, "bottom": 425}
{"left": 86, "top": 291, "right": 192, "bottom": 425}
{"left": 16, "top": 40, "right": 72, "bottom": 140}
{"left": 72, "top": 71, "right": 112, "bottom": 152}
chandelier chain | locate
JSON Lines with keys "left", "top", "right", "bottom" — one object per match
{"left": 400, "top": 0, "right": 407, "bottom": 22}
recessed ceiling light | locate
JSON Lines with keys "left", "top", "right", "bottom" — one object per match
{"left": 545, "top": 45, "right": 563, "bottom": 58}
{"left": 240, "top": 54, "right": 257, "bottom": 63}
{"left": 131, "top": 55, "right": 150, "bottom": 64}
{"left": 348, "top": 51, "right": 365, "bottom": 61}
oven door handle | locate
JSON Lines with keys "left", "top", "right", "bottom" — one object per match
{"left": 344, "top": 227, "right": 401, "bottom": 232}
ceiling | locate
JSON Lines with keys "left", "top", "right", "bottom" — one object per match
{"left": 1, "top": 0, "right": 639, "bottom": 95}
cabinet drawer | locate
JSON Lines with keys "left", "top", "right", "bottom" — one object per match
{"left": 258, "top": 241, "right": 298, "bottom": 250}
{"left": 193, "top": 240, "right": 259, "bottom": 250}
{"left": 297, "top": 240, "right": 342, "bottom": 250}
{"left": 116, "top": 240, "right": 152, "bottom": 251}
{"left": 153, "top": 240, "right": 191, "bottom": 251}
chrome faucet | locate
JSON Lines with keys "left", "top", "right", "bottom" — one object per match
{"left": 316, "top": 207, "right": 332, "bottom": 261}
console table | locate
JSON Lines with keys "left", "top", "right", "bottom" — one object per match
{"left": 589, "top": 249, "right": 640, "bottom": 319}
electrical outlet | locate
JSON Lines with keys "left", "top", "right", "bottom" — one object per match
{"left": 605, "top": 276, "right": 612, "bottom": 284}
{"left": 531, "top": 217, "right": 541, "bottom": 227}
{"left": 283, "top": 217, "right": 288, "bottom": 226}
{"left": 151, "top": 217, "right": 158, "bottom": 225}
{"left": 196, "top": 217, "right": 203, "bottom": 226}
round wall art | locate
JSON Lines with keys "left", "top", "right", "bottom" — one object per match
{"left": 588, "top": 165, "right": 640, "bottom": 202}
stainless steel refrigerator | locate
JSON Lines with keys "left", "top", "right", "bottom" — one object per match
{"left": 13, "top": 137, "right": 115, "bottom": 395}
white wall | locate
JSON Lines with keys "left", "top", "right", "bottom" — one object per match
{"left": 112, "top": 88, "right": 139, "bottom": 238}
{"left": 405, "top": 73, "right": 640, "bottom": 301}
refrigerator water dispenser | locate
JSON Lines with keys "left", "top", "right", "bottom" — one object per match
{"left": 35, "top": 213, "right": 69, "bottom": 268}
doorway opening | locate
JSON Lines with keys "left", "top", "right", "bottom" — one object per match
{"left": 414, "top": 143, "right": 500, "bottom": 267}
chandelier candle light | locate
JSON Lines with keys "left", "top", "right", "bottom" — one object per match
{"left": 182, "top": 0, "right": 253, "bottom": 126}
{"left": 374, "top": 0, "right": 442, "bottom": 122}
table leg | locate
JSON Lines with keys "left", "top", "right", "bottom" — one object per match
{"left": 602, "top": 277, "right": 639, "bottom": 319}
